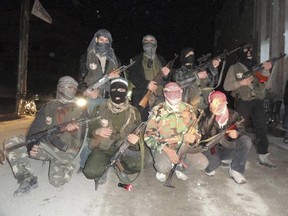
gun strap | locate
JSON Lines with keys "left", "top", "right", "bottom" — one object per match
{"left": 115, "top": 133, "right": 145, "bottom": 184}
{"left": 39, "top": 142, "right": 67, "bottom": 165}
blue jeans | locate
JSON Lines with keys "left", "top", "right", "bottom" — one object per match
{"left": 204, "top": 135, "right": 252, "bottom": 174}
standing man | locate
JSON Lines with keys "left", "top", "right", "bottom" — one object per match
{"left": 199, "top": 91, "right": 252, "bottom": 184}
{"left": 175, "top": 47, "right": 220, "bottom": 113}
{"left": 223, "top": 43, "right": 276, "bottom": 168}
{"left": 4, "top": 76, "right": 87, "bottom": 196}
{"left": 144, "top": 82, "right": 208, "bottom": 183}
{"left": 77, "top": 29, "right": 120, "bottom": 171}
{"left": 129, "top": 34, "right": 170, "bottom": 121}
{"left": 83, "top": 78, "right": 142, "bottom": 189}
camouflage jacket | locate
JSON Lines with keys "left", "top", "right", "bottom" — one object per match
{"left": 27, "top": 100, "right": 87, "bottom": 157}
{"left": 144, "top": 101, "right": 196, "bottom": 153}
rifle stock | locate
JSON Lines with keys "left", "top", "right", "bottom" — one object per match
{"left": 138, "top": 54, "right": 179, "bottom": 108}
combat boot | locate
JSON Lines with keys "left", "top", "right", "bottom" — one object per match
{"left": 258, "top": 153, "right": 277, "bottom": 169}
{"left": 13, "top": 176, "right": 38, "bottom": 197}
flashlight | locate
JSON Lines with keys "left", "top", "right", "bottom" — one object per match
{"left": 74, "top": 97, "right": 87, "bottom": 107}
{"left": 118, "top": 183, "right": 133, "bottom": 191}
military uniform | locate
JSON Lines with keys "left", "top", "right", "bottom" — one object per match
{"left": 83, "top": 100, "right": 142, "bottom": 180}
{"left": 144, "top": 101, "right": 199, "bottom": 174}
{"left": 6, "top": 100, "right": 87, "bottom": 191}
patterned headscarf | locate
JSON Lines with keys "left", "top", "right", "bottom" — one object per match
{"left": 208, "top": 91, "right": 229, "bottom": 128}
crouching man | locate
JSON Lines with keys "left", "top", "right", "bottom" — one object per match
{"left": 199, "top": 91, "right": 252, "bottom": 184}
{"left": 3, "top": 76, "right": 87, "bottom": 196}
{"left": 144, "top": 82, "right": 208, "bottom": 183}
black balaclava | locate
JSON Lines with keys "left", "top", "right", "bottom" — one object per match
{"left": 180, "top": 47, "right": 195, "bottom": 69}
{"left": 110, "top": 78, "right": 128, "bottom": 104}
{"left": 238, "top": 43, "right": 257, "bottom": 69}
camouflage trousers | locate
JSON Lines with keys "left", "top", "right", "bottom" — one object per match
{"left": 6, "top": 135, "right": 75, "bottom": 187}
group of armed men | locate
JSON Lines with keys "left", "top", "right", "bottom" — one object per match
{"left": 1, "top": 29, "right": 277, "bottom": 196}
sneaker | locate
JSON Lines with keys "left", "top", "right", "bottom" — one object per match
{"left": 156, "top": 172, "right": 167, "bottom": 182}
{"left": 205, "top": 170, "right": 216, "bottom": 176}
{"left": 229, "top": 168, "right": 246, "bottom": 184}
{"left": 13, "top": 177, "right": 38, "bottom": 197}
{"left": 258, "top": 153, "right": 277, "bottom": 169}
{"left": 175, "top": 170, "right": 188, "bottom": 181}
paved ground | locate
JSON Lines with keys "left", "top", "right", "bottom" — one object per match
{"left": 0, "top": 116, "right": 288, "bottom": 216}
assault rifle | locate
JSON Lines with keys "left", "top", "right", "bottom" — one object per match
{"left": 201, "top": 118, "right": 245, "bottom": 152}
{"left": 138, "top": 54, "right": 179, "bottom": 108}
{"left": 0, "top": 116, "right": 101, "bottom": 164}
{"left": 87, "top": 60, "right": 136, "bottom": 91}
{"left": 195, "top": 47, "right": 241, "bottom": 76}
{"left": 164, "top": 110, "right": 204, "bottom": 188}
{"left": 94, "top": 115, "right": 152, "bottom": 190}
{"left": 177, "top": 47, "right": 241, "bottom": 87}
{"left": 241, "top": 53, "right": 286, "bottom": 81}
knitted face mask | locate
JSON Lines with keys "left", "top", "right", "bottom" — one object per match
{"left": 110, "top": 82, "right": 128, "bottom": 104}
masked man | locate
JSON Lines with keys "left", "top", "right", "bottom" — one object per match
{"left": 144, "top": 82, "right": 208, "bottom": 183}
{"left": 77, "top": 29, "right": 120, "bottom": 172}
{"left": 129, "top": 34, "right": 170, "bottom": 121}
{"left": 174, "top": 47, "right": 220, "bottom": 113}
{"left": 223, "top": 43, "right": 276, "bottom": 168}
{"left": 4, "top": 76, "right": 87, "bottom": 196}
{"left": 83, "top": 78, "right": 142, "bottom": 189}
{"left": 199, "top": 91, "right": 252, "bottom": 184}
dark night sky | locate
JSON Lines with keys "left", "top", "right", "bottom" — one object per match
{"left": 0, "top": 0, "right": 226, "bottom": 94}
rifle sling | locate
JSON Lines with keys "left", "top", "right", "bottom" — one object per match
{"left": 39, "top": 142, "right": 67, "bottom": 165}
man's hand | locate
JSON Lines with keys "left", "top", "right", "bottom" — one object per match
{"left": 148, "top": 81, "right": 158, "bottom": 92}
{"left": 108, "top": 69, "right": 121, "bottom": 79}
{"left": 128, "top": 134, "right": 139, "bottom": 145}
{"left": 226, "top": 130, "right": 239, "bottom": 139}
{"left": 29, "top": 145, "right": 41, "bottom": 157}
{"left": 66, "top": 122, "right": 79, "bottom": 132}
{"left": 197, "top": 71, "right": 208, "bottom": 79}
{"left": 162, "top": 145, "right": 179, "bottom": 164}
{"left": 59, "top": 120, "right": 80, "bottom": 132}
{"left": 161, "top": 66, "right": 170, "bottom": 76}
{"left": 212, "top": 58, "right": 221, "bottom": 68}
{"left": 95, "top": 127, "right": 112, "bottom": 138}
{"left": 84, "top": 88, "right": 99, "bottom": 99}
{"left": 239, "top": 76, "right": 254, "bottom": 86}
{"left": 184, "top": 133, "right": 197, "bottom": 144}
{"left": 263, "top": 61, "right": 272, "bottom": 70}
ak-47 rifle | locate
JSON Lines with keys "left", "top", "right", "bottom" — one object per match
{"left": 201, "top": 118, "right": 245, "bottom": 152}
{"left": 164, "top": 110, "right": 204, "bottom": 188}
{"left": 87, "top": 60, "right": 136, "bottom": 91}
{"left": 94, "top": 115, "right": 152, "bottom": 190}
{"left": 0, "top": 116, "right": 101, "bottom": 164}
{"left": 241, "top": 53, "right": 286, "bottom": 81}
{"left": 138, "top": 54, "right": 179, "bottom": 108}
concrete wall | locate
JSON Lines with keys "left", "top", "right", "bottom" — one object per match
{"left": 215, "top": 0, "right": 288, "bottom": 97}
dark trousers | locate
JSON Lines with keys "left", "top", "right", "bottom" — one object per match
{"left": 204, "top": 135, "right": 252, "bottom": 174}
{"left": 83, "top": 146, "right": 141, "bottom": 179}
{"left": 236, "top": 99, "right": 269, "bottom": 154}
